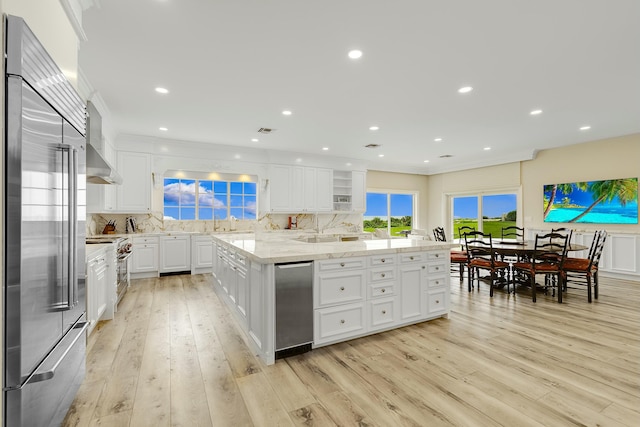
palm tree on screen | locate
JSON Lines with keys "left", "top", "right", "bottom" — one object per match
{"left": 568, "top": 178, "right": 638, "bottom": 223}
{"left": 543, "top": 182, "right": 586, "bottom": 219}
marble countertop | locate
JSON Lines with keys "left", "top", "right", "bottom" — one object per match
{"left": 212, "top": 233, "right": 454, "bottom": 264}
{"left": 86, "top": 243, "right": 113, "bottom": 260}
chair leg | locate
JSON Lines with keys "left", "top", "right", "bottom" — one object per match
{"left": 594, "top": 271, "right": 598, "bottom": 300}
{"left": 489, "top": 271, "right": 494, "bottom": 297}
{"left": 557, "top": 273, "right": 563, "bottom": 303}
{"left": 587, "top": 273, "right": 592, "bottom": 303}
{"left": 459, "top": 263, "right": 464, "bottom": 283}
{"left": 531, "top": 273, "right": 536, "bottom": 303}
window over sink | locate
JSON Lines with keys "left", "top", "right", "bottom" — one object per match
{"left": 163, "top": 172, "right": 257, "bottom": 220}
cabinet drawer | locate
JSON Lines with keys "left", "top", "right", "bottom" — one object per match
{"left": 315, "top": 303, "right": 365, "bottom": 344}
{"left": 317, "top": 257, "right": 365, "bottom": 272}
{"left": 400, "top": 252, "right": 425, "bottom": 263}
{"left": 426, "top": 276, "right": 447, "bottom": 289}
{"left": 427, "top": 251, "right": 448, "bottom": 261}
{"left": 235, "top": 253, "right": 247, "bottom": 267}
{"left": 133, "top": 236, "right": 159, "bottom": 244}
{"left": 316, "top": 271, "right": 365, "bottom": 307}
{"left": 368, "top": 297, "right": 398, "bottom": 330}
{"left": 424, "top": 289, "right": 448, "bottom": 316}
{"left": 368, "top": 282, "right": 395, "bottom": 299}
{"left": 428, "top": 262, "right": 447, "bottom": 275}
{"left": 368, "top": 266, "right": 396, "bottom": 283}
{"left": 368, "top": 254, "right": 396, "bottom": 266}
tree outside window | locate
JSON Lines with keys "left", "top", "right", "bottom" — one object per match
{"left": 363, "top": 192, "right": 414, "bottom": 237}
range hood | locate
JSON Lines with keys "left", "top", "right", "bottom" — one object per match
{"left": 86, "top": 101, "right": 122, "bottom": 184}
{"left": 86, "top": 143, "right": 122, "bottom": 184}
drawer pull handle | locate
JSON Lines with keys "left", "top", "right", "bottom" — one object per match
{"left": 435, "top": 267, "right": 440, "bottom": 270}
{"left": 340, "top": 319, "right": 345, "bottom": 324}
{"left": 340, "top": 286, "right": 345, "bottom": 291}
{"left": 422, "top": 266, "right": 426, "bottom": 269}
{"left": 410, "top": 256, "right": 414, "bottom": 260}
{"left": 436, "top": 300, "right": 440, "bottom": 304}
{"left": 381, "top": 288, "right": 386, "bottom": 293}
{"left": 381, "top": 258, "right": 385, "bottom": 263}
{"left": 435, "top": 254, "right": 440, "bottom": 258}
{"left": 340, "top": 262, "right": 345, "bottom": 267}
{"left": 435, "top": 281, "right": 440, "bottom": 285}
{"left": 381, "top": 273, "right": 386, "bottom": 278}
{"left": 382, "top": 310, "right": 386, "bottom": 315}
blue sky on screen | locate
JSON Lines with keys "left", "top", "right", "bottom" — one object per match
{"left": 365, "top": 193, "right": 413, "bottom": 217}
{"left": 454, "top": 195, "right": 516, "bottom": 218}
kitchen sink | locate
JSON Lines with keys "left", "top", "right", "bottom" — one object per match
{"left": 295, "top": 235, "right": 339, "bottom": 243}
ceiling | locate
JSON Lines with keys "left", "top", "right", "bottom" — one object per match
{"left": 79, "top": 0, "right": 640, "bottom": 175}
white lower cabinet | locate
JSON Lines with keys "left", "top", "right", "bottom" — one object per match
{"left": 131, "top": 236, "right": 159, "bottom": 278}
{"left": 87, "top": 247, "right": 111, "bottom": 335}
{"left": 192, "top": 235, "right": 213, "bottom": 274}
{"left": 159, "top": 235, "right": 191, "bottom": 273}
{"left": 314, "top": 251, "right": 449, "bottom": 348}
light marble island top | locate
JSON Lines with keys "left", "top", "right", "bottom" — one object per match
{"left": 212, "top": 233, "right": 454, "bottom": 264}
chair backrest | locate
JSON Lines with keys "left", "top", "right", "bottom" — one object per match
{"left": 591, "top": 230, "right": 608, "bottom": 268}
{"left": 501, "top": 226, "right": 524, "bottom": 242}
{"left": 464, "top": 231, "right": 496, "bottom": 263}
{"left": 457, "top": 226, "right": 475, "bottom": 240}
{"left": 433, "top": 227, "right": 446, "bottom": 242}
{"left": 551, "top": 227, "right": 574, "bottom": 243}
{"left": 534, "top": 232, "right": 569, "bottom": 268}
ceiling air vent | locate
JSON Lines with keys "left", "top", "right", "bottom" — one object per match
{"left": 439, "top": 154, "right": 453, "bottom": 158}
{"left": 257, "top": 128, "right": 275, "bottom": 134}
{"left": 364, "top": 144, "right": 381, "bottom": 148}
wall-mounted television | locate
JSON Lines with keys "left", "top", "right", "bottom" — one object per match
{"left": 543, "top": 177, "right": 638, "bottom": 224}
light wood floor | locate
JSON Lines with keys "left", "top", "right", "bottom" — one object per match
{"left": 63, "top": 272, "right": 640, "bottom": 426}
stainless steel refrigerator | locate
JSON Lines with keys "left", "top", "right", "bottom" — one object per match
{"left": 3, "top": 15, "right": 88, "bottom": 427}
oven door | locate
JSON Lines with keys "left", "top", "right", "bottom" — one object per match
{"left": 116, "top": 252, "right": 131, "bottom": 306}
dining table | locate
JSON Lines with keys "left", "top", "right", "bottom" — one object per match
{"left": 463, "top": 239, "right": 588, "bottom": 302}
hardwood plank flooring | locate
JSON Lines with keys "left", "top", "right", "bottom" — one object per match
{"left": 64, "top": 273, "right": 640, "bottom": 426}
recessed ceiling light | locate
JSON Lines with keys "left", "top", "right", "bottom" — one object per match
{"left": 369, "top": 126, "right": 379, "bottom": 131}
{"left": 295, "top": 158, "right": 303, "bottom": 163}
{"left": 159, "top": 127, "right": 168, "bottom": 131}
{"left": 580, "top": 125, "right": 591, "bottom": 131}
{"left": 282, "top": 110, "right": 292, "bottom": 116}
{"left": 530, "top": 109, "right": 543, "bottom": 115}
{"left": 348, "top": 50, "right": 363, "bottom": 59}
{"left": 346, "top": 162, "right": 352, "bottom": 166}
{"left": 155, "top": 87, "right": 169, "bottom": 94}
{"left": 234, "top": 154, "right": 241, "bottom": 159}
{"left": 251, "top": 138, "right": 259, "bottom": 142}
{"left": 423, "top": 160, "right": 430, "bottom": 163}
{"left": 322, "top": 147, "right": 329, "bottom": 151}
{"left": 378, "top": 154, "right": 384, "bottom": 158}
{"left": 434, "top": 138, "right": 442, "bottom": 142}
{"left": 484, "top": 147, "right": 491, "bottom": 151}
{"left": 458, "top": 86, "right": 473, "bottom": 94}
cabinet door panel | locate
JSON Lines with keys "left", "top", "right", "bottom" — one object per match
{"left": 116, "top": 151, "right": 151, "bottom": 212}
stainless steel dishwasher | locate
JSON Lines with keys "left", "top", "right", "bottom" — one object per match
{"left": 275, "top": 261, "right": 313, "bottom": 359}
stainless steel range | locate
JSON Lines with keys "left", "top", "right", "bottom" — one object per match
{"left": 86, "top": 236, "right": 132, "bottom": 307}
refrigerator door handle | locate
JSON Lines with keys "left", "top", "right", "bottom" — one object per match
{"left": 3, "top": 321, "right": 88, "bottom": 391}
{"left": 69, "top": 146, "right": 78, "bottom": 307}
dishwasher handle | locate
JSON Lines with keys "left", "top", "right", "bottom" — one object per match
{"left": 276, "top": 262, "right": 313, "bottom": 269}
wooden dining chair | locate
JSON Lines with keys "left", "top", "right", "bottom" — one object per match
{"left": 433, "top": 227, "right": 468, "bottom": 283}
{"left": 563, "top": 230, "right": 607, "bottom": 302}
{"left": 464, "top": 231, "right": 510, "bottom": 296}
{"left": 501, "top": 225, "right": 524, "bottom": 242}
{"left": 512, "top": 232, "right": 569, "bottom": 302}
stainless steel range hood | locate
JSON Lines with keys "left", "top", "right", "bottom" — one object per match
{"left": 86, "top": 143, "right": 122, "bottom": 184}
{"left": 86, "top": 101, "right": 122, "bottom": 184}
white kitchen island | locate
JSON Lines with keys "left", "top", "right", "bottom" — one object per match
{"left": 211, "top": 232, "right": 454, "bottom": 365}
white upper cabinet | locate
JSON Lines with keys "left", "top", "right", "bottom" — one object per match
{"left": 116, "top": 151, "right": 152, "bottom": 213}
{"left": 332, "top": 170, "right": 366, "bottom": 212}
{"left": 351, "top": 170, "right": 366, "bottom": 212}
{"left": 269, "top": 165, "right": 333, "bottom": 213}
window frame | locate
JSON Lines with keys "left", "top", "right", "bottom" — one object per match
{"left": 364, "top": 189, "right": 418, "bottom": 236}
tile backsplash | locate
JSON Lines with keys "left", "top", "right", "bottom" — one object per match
{"left": 87, "top": 212, "right": 363, "bottom": 236}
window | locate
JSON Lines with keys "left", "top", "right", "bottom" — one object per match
{"left": 164, "top": 177, "right": 256, "bottom": 220}
{"left": 452, "top": 192, "right": 518, "bottom": 238}
{"left": 363, "top": 192, "right": 414, "bottom": 237}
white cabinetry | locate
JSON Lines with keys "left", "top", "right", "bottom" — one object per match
{"left": 131, "top": 236, "right": 159, "bottom": 278}
{"left": 116, "top": 151, "right": 151, "bottom": 212}
{"left": 314, "top": 250, "right": 449, "bottom": 348}
{"left": 87, "top": 247, "right": 108, "bottom": 335}
{"left": 332, "top": 170, "right": 366, "bottom": 212}
{"left": 159, "top": 235, "right": 191, "bottom": 273}
{"left": 269, "top": 165, "right": 333, "bottom": 213}
{"left": 191, "top": 235, "right": 213, "bottom": 274}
